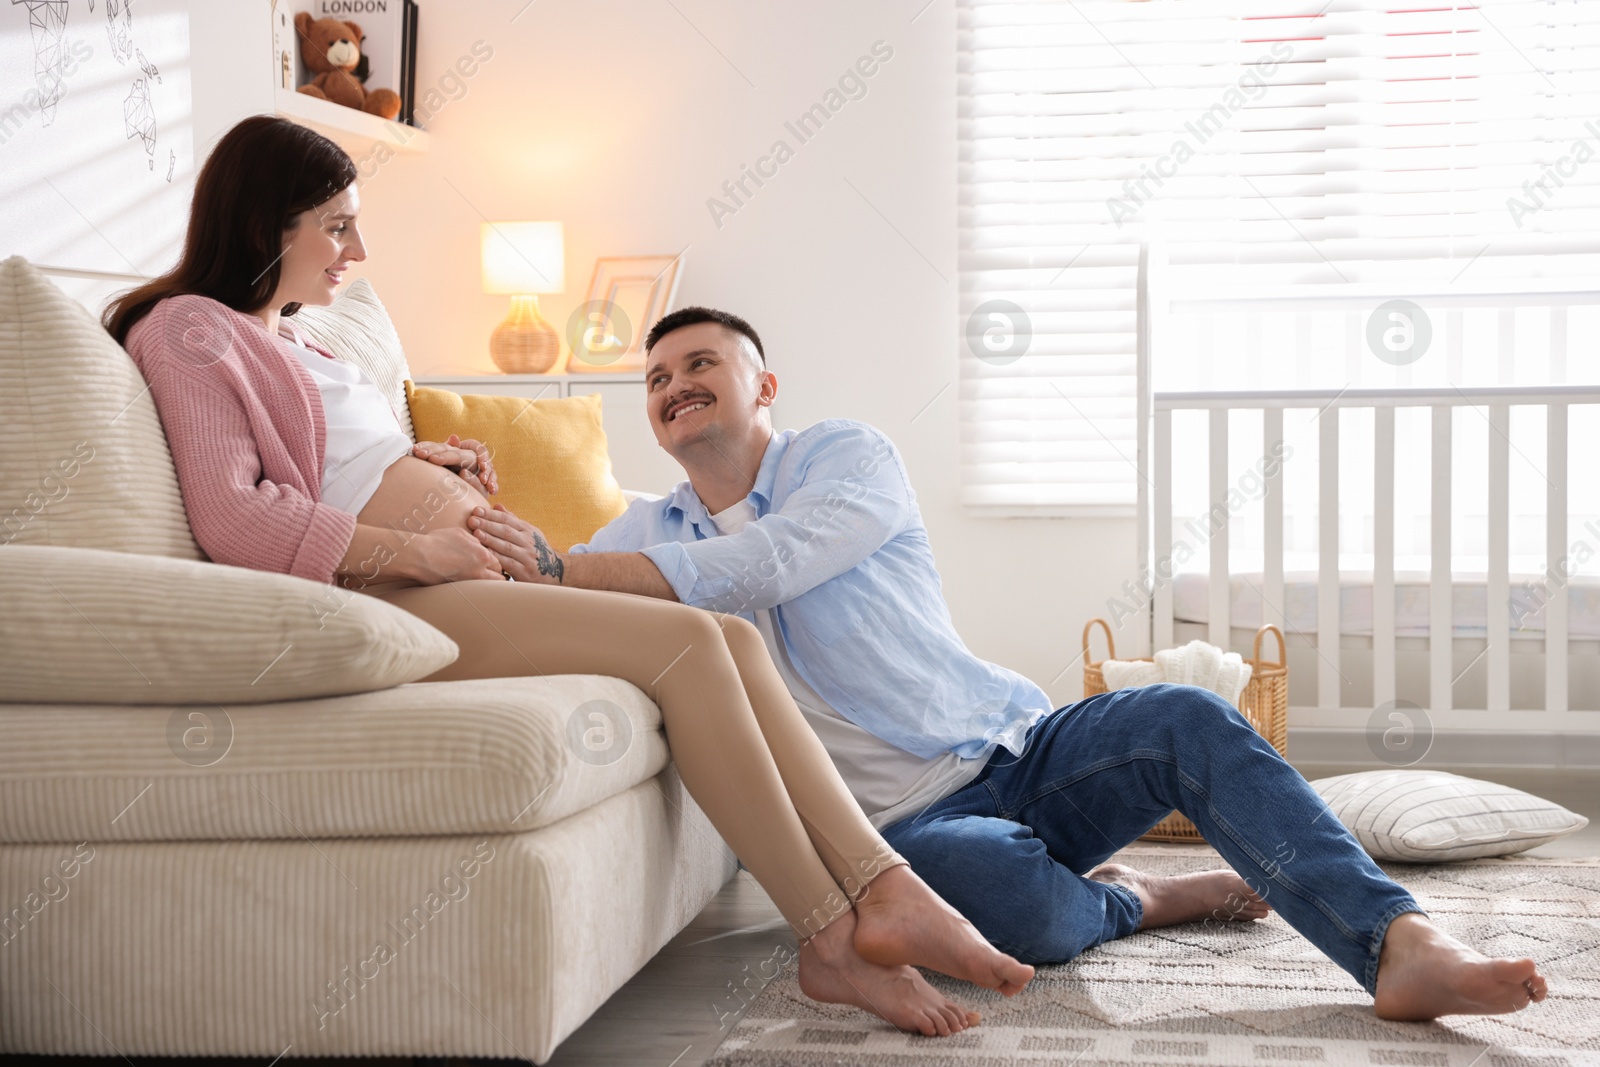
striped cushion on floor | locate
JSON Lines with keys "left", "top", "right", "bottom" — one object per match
{"left": 1310, "top": 769, "right": 1588, "bottom": 860}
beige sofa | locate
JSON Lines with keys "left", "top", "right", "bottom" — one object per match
{"left": 0, "top": 257, "right": 736, "bottom": 1060}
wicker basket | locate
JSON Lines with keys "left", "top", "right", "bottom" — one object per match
{"left": 1081, "top": 618, "right": 1289, "bottom": 843}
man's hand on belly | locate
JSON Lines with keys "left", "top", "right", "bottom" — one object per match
{"left": 470, "top": 505, "right": 677, "bottom": 600}
{"left": 470, "top": 504, "right": 566, "bottom": 584}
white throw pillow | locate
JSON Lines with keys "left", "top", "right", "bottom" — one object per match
{"left": 1310, "top": 769, "right": 1589, "bottom": 861}
{"left": 290, "top": 277, "right": 416, "bottom": 439}
{"left": 0, "top": 544, "right": 459, "bottom": 705}
{"left": 0, "top": 256, "right": 201, "bottom": 559}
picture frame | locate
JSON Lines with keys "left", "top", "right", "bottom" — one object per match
{"left": 272, "top": 0, "right": 298, "bottom": 91}
{"left": 566, "top": 253, "right": 685, "bottom": 373}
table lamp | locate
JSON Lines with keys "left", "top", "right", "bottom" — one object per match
{"left": 481, "top": 221, "right": 564, "bottom": 373}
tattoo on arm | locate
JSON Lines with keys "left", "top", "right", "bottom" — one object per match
{"left": 530, "top": 529, "right": 564, "bottom": 583}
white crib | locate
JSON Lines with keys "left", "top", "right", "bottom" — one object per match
{"left": 1134, "top": 256, "right": 1600, "bottom": 764}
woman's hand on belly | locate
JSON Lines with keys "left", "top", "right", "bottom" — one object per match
{"left": 401, "top": 526, "right": 504, "bottom": 585}
{"left": 412, "top": 433, "right": 498, "bottom": 496}
{"left": 341, "top": 454, "right": 504, "bottom": 588}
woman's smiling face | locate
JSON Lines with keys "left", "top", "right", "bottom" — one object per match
{"left": 274, "top": 183, "right": 366, "bottom": 309}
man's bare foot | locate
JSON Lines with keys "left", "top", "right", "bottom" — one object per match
{"left": 850, "top": 863, "right": 1035, "bottom": 996}
{"left": 1373, "top": 912, "right": 1547, "bottom": 1020}
{"left": 1086, "top": 862, "right": 1271, "bottom": 929}
{"left": 799, "top": 909, "right": 981, "bottom": 1037}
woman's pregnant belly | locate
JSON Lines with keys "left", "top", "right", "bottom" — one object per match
{"left": 343, "top": 454, "right": 492, "bottom": 592}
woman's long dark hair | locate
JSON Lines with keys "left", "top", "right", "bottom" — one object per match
{"left": 104, "top": 115, "right": 358, "bottom": 345}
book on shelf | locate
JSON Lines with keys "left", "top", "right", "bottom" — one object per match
{"left": 290, "top": 0, "right": 419, "bottom": 126}
{"left": 402, "top": 0, "right": 418, "bottom": 126}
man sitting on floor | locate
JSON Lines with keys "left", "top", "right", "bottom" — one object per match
{"left": 470, "top": 306, "right": 1548, "bottom": 1020}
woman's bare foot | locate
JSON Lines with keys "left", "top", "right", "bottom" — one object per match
{"left": 800, "top": 909, "right": 981, "bottom": 1037}
{"left": 850, "top": 863, "right": 1035, "bottom": 996}
{"left": 1373, "top": 912, "right": 1548, "bottom": 1020}
{"left": 1086, "top": 862, "right": 1271, "bottom": 928}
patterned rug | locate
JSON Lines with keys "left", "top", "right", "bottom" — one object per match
{"left": 708, "top": 844, "right": 1600, "bottom": 1066}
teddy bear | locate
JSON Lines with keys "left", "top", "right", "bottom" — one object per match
{"left": 295, "top": 12, "right": 400, "bottom": 121}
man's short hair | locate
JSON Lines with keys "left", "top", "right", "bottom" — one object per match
{"left": 645, "top": 306, "right": 765, "bottom": 364}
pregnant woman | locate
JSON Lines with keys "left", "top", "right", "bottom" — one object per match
{"left": 105, "top": 115, "right": 1032, "bottom": 1037}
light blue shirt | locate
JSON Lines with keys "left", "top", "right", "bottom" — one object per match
{"left": 570, "top": 419, "right": 1053, "bottom": 760}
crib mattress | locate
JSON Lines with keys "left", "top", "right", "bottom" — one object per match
{"left": 1171, "top": 571, "right": 1600, "bottom": 640}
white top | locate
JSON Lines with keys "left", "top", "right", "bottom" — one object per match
{"left": 285, "top": 341, "right": 413, "bottom": 515}
{"left": 707, "top": 498, "right": 984, "bottom": 830}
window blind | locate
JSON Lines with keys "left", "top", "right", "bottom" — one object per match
{"left": 958, "top": 0, "right": 1600, "bottom": 513}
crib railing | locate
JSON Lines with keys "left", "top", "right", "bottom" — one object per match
{"left": 1130, "top": 243, "right": 1600, "bottom": 743}
{"left": 1147, "top": 385, "right": 1600, "bottom": 733}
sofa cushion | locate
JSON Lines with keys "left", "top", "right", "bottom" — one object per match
{"left": 406, "top": 383, "right": 628, "bottom": 551}
{"left": 0, "top": 256, "right": 200, "bottom": 558}
{"left": 289, "top": 277, "right": 416, "bottom": 439}
{"left": 0, "top": 675, "right": 671, "bottom": 842}
{"left": 0, "top": 544, "right": 458, "bottom": 706}
{"left": 0, "top": 777, "right": 736, "bottom": 1058}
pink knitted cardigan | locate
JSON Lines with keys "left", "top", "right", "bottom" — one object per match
{"left": 125, "top": 294, "right": 357, "bottom": 583}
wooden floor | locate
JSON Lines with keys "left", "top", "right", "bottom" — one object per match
{"left": 0, "top": 763, "right": 1594, "bottom": 1067}
{"left": 541, "top": 869, "right": 790, "bottom": 1067}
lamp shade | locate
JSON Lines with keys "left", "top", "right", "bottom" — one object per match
{"left": 481, "top": 221, "right": 564, "bottom": 295}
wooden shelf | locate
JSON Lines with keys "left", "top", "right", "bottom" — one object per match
{"left": 416, "top": 373, "right": 646, "bottom": 385}
{"left": 274, "top": 88, "right": 429, "bottom": 157}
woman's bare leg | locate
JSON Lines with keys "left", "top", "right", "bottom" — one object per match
{"left": 364, "top": 579, "right": 992, "bottom": 1033}
{"left": 715, "top": 613, "right": 1035, "bottom": 996}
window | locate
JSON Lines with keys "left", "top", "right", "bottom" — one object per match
{"left": 958, "top": 0, "right": 1600, "bottom": 513}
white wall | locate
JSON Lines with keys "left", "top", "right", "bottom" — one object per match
{"left": 193, "top": 0, "right": 1142, "bottom": 707}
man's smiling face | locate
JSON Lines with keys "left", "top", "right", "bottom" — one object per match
{"left": 645, "top": 321, "right": 775, "bottom": 458}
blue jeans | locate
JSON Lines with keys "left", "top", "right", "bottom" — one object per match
{"left": 879, "top": 684, "right": 1422, "bottom": 993}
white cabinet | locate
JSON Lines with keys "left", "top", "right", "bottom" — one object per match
{"left": 565, "top": 379, "right": 686, "bottom": 496}
{"left": 413, "top": 374, "right": 684, "bottom": 496}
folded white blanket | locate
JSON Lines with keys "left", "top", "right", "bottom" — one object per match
{"left": 1099, "top": 659, "right": 1163, "bottom": 691}
{"left": 1100, "top": 639, "right": 1253, "bottom": 705}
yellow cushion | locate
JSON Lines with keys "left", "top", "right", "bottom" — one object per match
{"left": 404, "top": 383, "right": 628, "bottom": 551}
